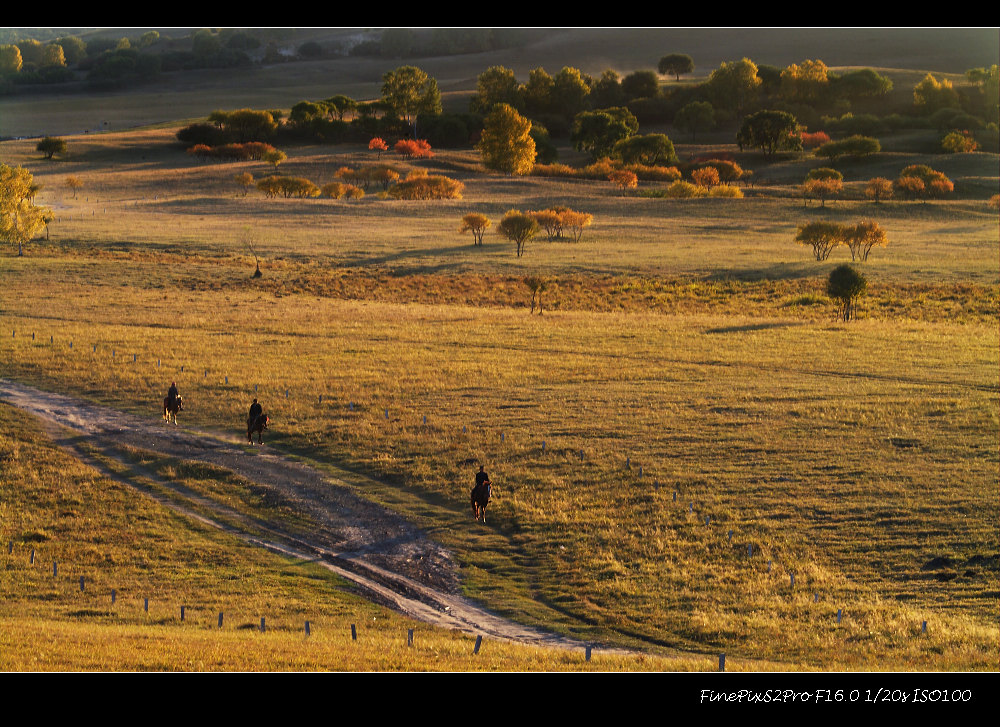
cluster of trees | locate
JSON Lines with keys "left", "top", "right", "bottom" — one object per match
{"left": 386, "top": 170, "right": 464, "bottom": 200}
{"left": 187, "top": 142, "right": 280, "bottom": 163}
{"left": 795, "top": 220, "right": 889, "bottom": 261}
{"left": 801, "top": 165, "right": 955, "bottom": 206}
{"left": 247, "top": 163, "right": 463, "bottom": 202}
{"left": 461, "top": 207, "right": 594, "bottom": 256}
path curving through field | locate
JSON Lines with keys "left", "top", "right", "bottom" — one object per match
{"left": 0, "top": 378, "right": 607, "bottom": 655}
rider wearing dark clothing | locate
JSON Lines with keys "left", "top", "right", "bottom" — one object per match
{"left": 166, "top": 382, "right": 179, "bottom": 407}
{"left": 474, "top": 465, "right": 490, "bottom": 492}
{"left": 248, "top": 398, "right": 263, "bottom": 427}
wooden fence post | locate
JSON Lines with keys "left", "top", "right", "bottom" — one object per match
{"left": 474, "top": 634, "right": 483, "bottom": 654}
{"left": 719, "top": 654, "right": 726, "bottom": 672}
{"left": 351, "top": 624, "right": 357, "bottom": 641}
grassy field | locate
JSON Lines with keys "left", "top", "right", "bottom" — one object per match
{"left": 1, "top": 49, "right": 998, "bottom": 670}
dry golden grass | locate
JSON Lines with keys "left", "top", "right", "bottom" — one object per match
{"left": 0, "top": 113, "right": 997, "bottom": 670}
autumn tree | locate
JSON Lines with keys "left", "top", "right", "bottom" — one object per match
{"left": 941, "top": 130, "right": 979, "bottom": 153}
{"left": 561, "top": 210, "right": 593, "bottom": 242}
{"left": 795, "top": 220, "right": 843, "bottom": 261}
{"left": 530, "top": 209, "right": 564, "bottom": 241}
{"left": 64, "top": 176, "right": 83, "bottom": 199}
{"left": 609, "top": 169, "right": 638, "bottom": 192}
{"left": 1, "top": 164, "right": 53, "bottom": 256}
{"left": 779, "top": 59, "right": 829, "bottom": 103}
{"left": 36, "top": 137, "right": 67, "bottom": 160}
{"left": 263, "top": 149, "right": 286, "bottom": 169}
{"left": 368, "top": 137, "right": 388, "bottom": 159}
{"left": 803, "top": 167, "right": 843, "bottom": 207}
{"left": 827, "top": 264, "right": 867, "bottom": 321}
{"left": 478, "top": 103, "right": 536, "bottom": 175}
{"left": 394, "top": 139, "right": 434, "bottom": 160}
{"left": 865, "top": 177, "right": 893, "bottom": 204}
{"left": 234, "top": 172, "right": 254, "bottom": 196}
{"left": 692, "top": 167, "right": 720, "bottom": 188}
{"left": 523, "top": 275, "right": 551, "bottom": 314}
{"left": 498, "top": 210, "right": 539, "bottom": 257}
{"left": 658, "top": 53, "right": 694, "bottom": 81}
{"left": 460, "top": 213, "right": 491, "bottom": 246}
{"left": 898, "top": 165, "right": 953, "bottom": 201}
{"left": 843, "top": 220, "right": 888, "bottom": 261}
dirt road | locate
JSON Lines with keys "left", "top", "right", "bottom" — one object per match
{"left": 0, "top": 378, "right": 598, "bottom": 653}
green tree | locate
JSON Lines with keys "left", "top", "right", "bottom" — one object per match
{"left": 658, "top": 53, "right": 694, "bottom": 81}
{"left": 736, "top": 109, "right": 801, "bottom": 158}
{"left": 571, "top": 107, "right": 639, "bottom": 159}
{"left": 674, "top": 101, "right": 715, "bottom": 141}
{"left": 0, "top": 45, "right": 22, "bottom": 74}
{"left": 522, "top": 67, "right": 554, "bottom": 117}
{"left": 590, "top": 70, "right": 625, "bottom": 108}
{"left": 56, "top": 36, "right": 87, "bottom": 64}
{"left": 36, "top": 137, "right": 67, "bottom": 160}
{"left": 498, "top": 210, "right": 539, "bottom": 258}
{"left": 478, "top": 104, "right": 536, "bottom": 175}
{"left": 913, "top": 73, "right": 960, "bottom": 114}
{"left": 41, "top": 44, "right": 66, "bottom": 68}
{"left": 827, "top": 264, "right": 867, "bottom": 321}
{"left": 707, "top": 58, "right": 761, "bottom": 118}
{"left": 612, "top": 134, "right": 676, "bottom": 165}
{"left": 381, "top": 65, "right": 442, "bottom": 135}
{"left": 471, "top": 65, "right": 523, "bottom": 113}
{"left": 815, "top": 135, "right": 881, "bottom": 162}
{"left": 550, "top": 66, "right": 592, "bottom": 119}
{"left": 621, "top": 70, "right": 659, "bottom": 100}
{"left": 1, "top": 164, "right": 53, "bottom": 256}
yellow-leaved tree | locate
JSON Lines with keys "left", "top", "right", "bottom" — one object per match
{"left": 477, "top": 103, "right": 536, "bottom": 176}
{"left": 1, "top": 164, "right": 53, "bottom": 256}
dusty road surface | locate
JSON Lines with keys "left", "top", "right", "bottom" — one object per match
{"left": 0, "top": 378, "right": 604, "bottom": 654}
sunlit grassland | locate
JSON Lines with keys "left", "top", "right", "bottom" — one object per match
{"left": 1, "top": 403, "right": 710, "bottom": 672}
{"left": 1, "top": 121, "right": 997, "bottom": 670}
{"left": 2, "top": 273, "right": 996, "bottom": 668}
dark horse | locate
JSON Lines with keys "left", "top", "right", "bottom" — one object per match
{"left": 248, "top": 413, "right": 269, "bottom": 445}
{"left": 163, "top": 395, "right": 183, "bottom": 425}
{"left": 471, "top": 481, "right": 492, "bottom": 523}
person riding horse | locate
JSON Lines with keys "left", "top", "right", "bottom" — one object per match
{"left": 471, "top": 465, "right": 492, "bottom": 522}
{"left": 248, "top": 398, "right": 263, "bottom": 430}
{"left": 166, "top": 382, "right": 179, "bottom": 409}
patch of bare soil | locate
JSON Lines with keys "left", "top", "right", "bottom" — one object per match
{"left": 0, "top": 378, "right": 601, "bottom": 653}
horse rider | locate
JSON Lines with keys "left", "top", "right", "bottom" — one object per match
{"left": 474, "top": 465, "right": 490, "bottom": 496}
{"left": 248, "top": 397, "right": 263, "bottom": 429}
{"left": 166, "top": 381, "right": 180, "bottom": 409}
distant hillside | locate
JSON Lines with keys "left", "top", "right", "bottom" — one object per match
{"left": 1, "top": 27, "right": 997, "bottom": 138}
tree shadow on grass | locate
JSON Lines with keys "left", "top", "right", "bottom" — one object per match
{"left": 704, "top": 262, "right": 822, "bottom": 282}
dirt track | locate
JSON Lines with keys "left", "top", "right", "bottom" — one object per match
{"left": 0, "top": 378, "right": 602, "bottom": 654}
